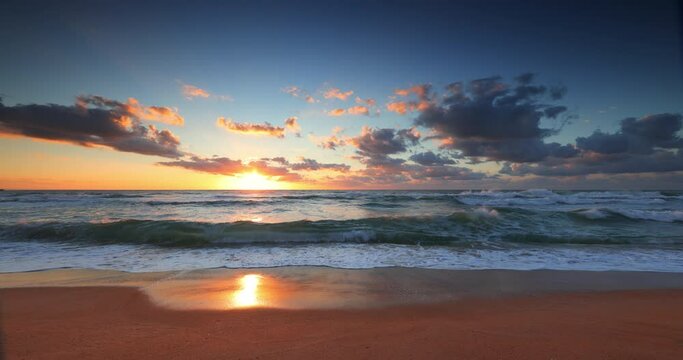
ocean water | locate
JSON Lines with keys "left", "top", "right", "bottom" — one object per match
{"left": 1, "top": 189, "right": 682, "bottom": 272}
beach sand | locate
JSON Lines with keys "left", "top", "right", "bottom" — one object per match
{"left": 2, "top": 268, "right": 683, "bottom": 359}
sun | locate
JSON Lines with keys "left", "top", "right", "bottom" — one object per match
{"left": 222, "top": 171, "right": 285, "bottom": 190}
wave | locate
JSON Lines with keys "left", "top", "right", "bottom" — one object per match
{"left": 2, "top": 190, "right": 681, "bottom": 207}
{"left": 98, "top": 193, "right": 147, "bottom": 199}
{"left": 572, "top": 208, "right": 683, "bottom": 223}
{"left": 1, "top": 206, "right": 681, "bottom": 248}
{"left": 144, "top": 199, "right": 269, "bottom": 207}
{"left": 456, "top": 189, "right": 675, "bottom": 206}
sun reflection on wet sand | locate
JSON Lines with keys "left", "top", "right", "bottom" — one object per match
{"left": 125, "top": 268, "right": 393, "bottom": 310}
{"left": 230, "top": 274, "right": 263, "bottom": 308}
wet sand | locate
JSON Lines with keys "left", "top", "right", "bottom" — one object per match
{"left": 2, "top": 268, "right": 683, "bottom": 359}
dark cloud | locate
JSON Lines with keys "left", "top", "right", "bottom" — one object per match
{"left": 261, "top": 157, "right": 350, "bottom": 172}
{"left": 409, "top": 151, "right": 456, "bottom": 166}
{"left": 289, "top": 158, "right": 350, "bottom": 172}
{"left": 350, "top": 126, "right": 420, "bottom": 159}
{"left": 344, "top": 126, "right": 421, "bottom": 169}
{"left": 159, "top": 156, "right": 349, "bottom": 181}
{"left": 576, "top": 113, "right": 683, "bottom": 155}
{"left": 0, "top": 96, "right": 183, "bottom": 158}
{"left": 159, "top": 156, "right": 301, "bottom": 181}
{"left": 502, "top": 151, "right": 683, "bottom": 177}
{"left": 414, "top": 74, "right": 571, "bottom": 162}
{"left": 401, "top": 164, "right": 486, "bottom": 181}
{"left": 386, "top": 84, "right": 433, "bottom": 115}
{"left": 158, "top": 156, "right": 246, "bottom": 174}
{"left": 503, "top": 113, "right": 683, "bottom": 176}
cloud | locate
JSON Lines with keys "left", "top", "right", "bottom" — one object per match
{"left": 158, "top": 156, "right": 246, "bottom": 175}
{"left": 322, "top": 161, "right": 486, "bottom": 188}
{"left": 289, "top": 158, "right": 350, "bottom": 172}
{"left": 328, "top": 105, "right": 372, "bottom": 117}
{"left": 318, "top": 125, "right": 422, "bottom": 167}
{"left": 400, "top": 164, "right": 486, "bottom": 181}
{"left": 414, "top": 74, "right": 572, "bottom": 162}
{"left": 247, "top": 160, "right": 304, "bottom": 182}
{"left": 502, "top": 113, "right": 683, "bottom": 176}
{"left": 323, "top": 88, "right": 354, "bottom": 101}
{"left": 312, "top": 125, "right": 491, "bottom": 186}
{"left": 387, "top": 84, "right": 433, "bottom": 115}
{"left": 328, "top": 108, "right": 346, "bottom": 116}
{"left": 217, "top": 116, "right": 303, "bottom": 138}
{"left": 283, "top": 86, "right": 318, "bottom": 103}
{"left": 386, "top": 101, "right": 410, "bottom": 115}
{"left": 355, "top": 97, "right": 376, "bottom": 107}
{"left": 409, "top": 151, "right": 456, "bottom": 166}
{"left": 350, "top": 126, "right": 420, "bottom": 158}
{"left": 182, "top": 84, "right": 210, "bottom": 99}
{"left": 261, "top": 157, "right": 350, "bottom": 172}
{"left": 313, "top": 126, "right": 347, "bottom": 150}
{"left": 79, "top": 95, "right": 184, "bottom": 126}
{"left": 284, "top": 116, "right": 301, "bottom": 136}
{"left": 0, "top": 96, "right": 183, "bottom": 158}
{"left": 346, "top": 126, "right": 421, "bottom": 168}
{"left": 394, "top": 84, "right": 431, "bottom": 98}
{"left": 159, "top": 155, "right": 350, "bottom": 182}
{"left": 575, "top": 113, "right": 683, "bottom": 154}
{"left": 158, "top": 156, "right": 296, "bottom": 180}
{"left": 217, "top": 117, "right": 285, "bottom": 138}
{"left": 181, "top": 83, "right": 233, "bottom": 101}
{"left": 347, "top": 105, "right": 370, "bottom": 116}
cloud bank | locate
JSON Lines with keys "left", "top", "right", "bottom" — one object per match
{"left": 0, "top": 96, "right": 184, "bottom": 158}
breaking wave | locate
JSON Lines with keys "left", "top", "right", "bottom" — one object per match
{"left": 2, "top": 206, "right": 681, "bottom": 248}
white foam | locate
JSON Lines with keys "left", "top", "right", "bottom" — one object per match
{"left": 613, "top": 209, "right": 683, "bottom": 223}
{"left": 575, "top": 208, "right": 610, "bottom": 220}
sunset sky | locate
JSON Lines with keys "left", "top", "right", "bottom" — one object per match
{"left": 1, "top": 0, "right": 682, "bottom": 190}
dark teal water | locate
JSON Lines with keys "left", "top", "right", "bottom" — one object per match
{"left": 1, "top": 190, "right": 682, "bottom": 272}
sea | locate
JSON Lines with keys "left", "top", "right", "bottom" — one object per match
{"left": 1, "top": 189, "right": 682, "bottom": 273}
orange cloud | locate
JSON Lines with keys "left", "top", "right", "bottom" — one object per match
{"left": 312, "top": 126, "right": 348, "bottom": 149}
{"left": 284, "top": 116, "right": 301, "bottom": 136}
{"left": 347, "top": 105, "right": 370, "bottom": 116}
{"left": 75, "top": 95, "right": 184, "bottom": 126}
{"left": 324, "top": 88, "right": 354, "bottom": 101}
{"left": 394, "top": 84, "right": 430, "bottom": 98}
{"left": 216, "top": 117, "right": 285, "bottom": 138}
{"left": 1, "top": 95, "right": 184, "bottom": 158}
{"left": 387, "top": 85, "right": 433, "bottom": 115}
{"left": 328, "top": 105, "right": 372, "bottom": 117}
{"left": 182, "top": 84, "right": 210, "bottom": 99}
{"left": 355, "top": 97, "right": 377, "bottom": 107}
{"left": 180, "top": 83, "right": 232, "bottom": 101}
{"left": 283, "top": 86, "right": 318, "bottom": 103}
{"left": 328, "top": 108, "right": 346, "bottom": 116}
{"left": 386, "top": 101, "right": 410, "bottom": 115}
{"left": 123, "top": 98, "right": 185, "bottom": 126}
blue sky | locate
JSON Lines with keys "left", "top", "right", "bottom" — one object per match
{"left": 1, "top": 0, "right": 682, "bottom": 189}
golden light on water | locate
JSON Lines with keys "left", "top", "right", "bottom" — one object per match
{"left": 231, "top": 274, "right": 263, "bottom": 308}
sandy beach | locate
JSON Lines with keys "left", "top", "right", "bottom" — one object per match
{"left": 2, "top": 268, "right": 683, "bottom": 359}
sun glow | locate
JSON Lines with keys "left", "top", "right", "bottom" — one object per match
{"left": 223, "top": 171, "right": 285, "bottom": 190}
{"left": 231, "top": 274, "right": 263, "bottom": 308}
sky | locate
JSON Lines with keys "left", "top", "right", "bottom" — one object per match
{"left": 1, "top": 0, "right": 682, "bottom": 190}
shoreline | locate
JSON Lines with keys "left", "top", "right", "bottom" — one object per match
{"left": 3, "top": 267, "right": 683, "bottom": 310}
{"left": 3, "top": 267, "right": 683, "bottom": 359}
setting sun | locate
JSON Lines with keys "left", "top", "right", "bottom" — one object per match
{"left": 223, "top": 171, "right": 286, "bottom": 190}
